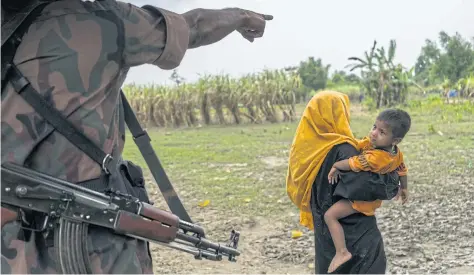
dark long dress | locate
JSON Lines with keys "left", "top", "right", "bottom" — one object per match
{"left": 310, "top": 143, "right": 399, "bottom": 274}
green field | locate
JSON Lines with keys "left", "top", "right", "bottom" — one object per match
{"left": 121, "top": 96, "right": 474, "bottom": 274}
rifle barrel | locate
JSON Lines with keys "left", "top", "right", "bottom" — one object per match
{"left": 176, "top": 232, "right": 240, "bottom": 257}
{"left": 161, "top": 241, "right": 223, "bottom": 261}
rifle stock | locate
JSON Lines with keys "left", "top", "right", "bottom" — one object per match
{"left": 0, "top": 162, "right": 241, "bottom": 262}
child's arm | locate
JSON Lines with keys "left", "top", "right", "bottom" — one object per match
{"left": 332, "top": 159, "right": 351, "bottom": 171}
{"left": 398, "top": 175, "right": 408, "bottom": 204}
{"left": 349, "top": 150, "right": 391, "bottom": 173}
{"left": 399, "top": 175, "right": 408, "bottom": 190}
{"left": 328, "top": 159, "right": 352, "bottom": 184}
{"left": 395, "top": 161, "right": 408, "bottom": 203}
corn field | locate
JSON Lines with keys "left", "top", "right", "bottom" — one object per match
{"left": 122, "top": 69, "right": 301, "bottom": 128}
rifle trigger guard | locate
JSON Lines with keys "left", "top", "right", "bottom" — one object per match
{"left": 18, "top": 211, "right": 50, "bottom": 232}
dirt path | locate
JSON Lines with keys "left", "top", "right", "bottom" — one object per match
{"left": 148, "top": 206, "right": 314, "bottom": 274}
{"left": 144, "top": 155, "right": 315, "bottom": 274}
{"left": 145, "top": 170, "right": 474, "bottom": 274}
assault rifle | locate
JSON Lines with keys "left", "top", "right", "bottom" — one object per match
{"left": 1, "top": 162, "right": 240, "bottom": 272}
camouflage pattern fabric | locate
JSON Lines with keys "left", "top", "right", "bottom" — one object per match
{"left": 1, "top": 0, "right": 190, "bottom": 273}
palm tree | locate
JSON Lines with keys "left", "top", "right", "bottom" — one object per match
{"left": 346, "top": 39, "right": 414, "bottom": 108}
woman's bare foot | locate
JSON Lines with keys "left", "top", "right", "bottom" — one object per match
{"left": 328, "top": 249, "right": 352, "bottom": 273}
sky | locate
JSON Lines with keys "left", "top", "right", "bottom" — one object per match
{"left": 124, "top": 0, "right": 473, "bottom": 86}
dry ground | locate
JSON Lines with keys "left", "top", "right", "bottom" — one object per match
{"left": 122, "top": 100, "right": 474, "bottom": 274}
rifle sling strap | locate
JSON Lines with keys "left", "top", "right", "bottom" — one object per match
{"left": 6, "top": 64, "right": 117, "bottom": 175}
{"left": 1, "top": 1, "right": 50, "bottom": 47}
{"left": 1, "top": 1, "right": 50, "bottom": 90}
{"left": 120, "top": 92, "right": 192, "bottom": 223}
{"left": 5, "top": 63, "right": 193, "bottom": 223}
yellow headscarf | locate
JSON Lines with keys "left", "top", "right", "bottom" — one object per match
{"left": 286, "top": 90, "right": 358, "bottom": 230}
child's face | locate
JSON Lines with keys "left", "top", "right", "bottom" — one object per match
{"left": 368, "top": 119, "right": 401, "bottom": 149}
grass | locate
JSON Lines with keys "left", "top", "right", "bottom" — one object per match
{"left": 120, "top": 95, "right": 474, "bottom": 273}
{"left": 122, "top": 96, "right": 474, "bottom": 223}
{"left": 123, "top": 121, "right": 299, "bottom": 216}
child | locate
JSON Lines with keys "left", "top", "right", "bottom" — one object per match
{"left": 324, "top": 108, "right": 411, "bottom": 273}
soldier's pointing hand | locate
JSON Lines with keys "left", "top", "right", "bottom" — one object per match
{"left": 237, "top": 10, "right": 273, "bottom": 42}
{"left": 182, "top": 8, "right": 273, "bottom": 48}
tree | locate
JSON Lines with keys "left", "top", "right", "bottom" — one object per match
{"left": 414, "top": 39, "right": 441, "bottom": 85}
{"left": 284, "top": 57, "right": 331, "bottom": 102}
{"left": 347, "top": 40, "right": 413, "bottom": 108}
{"left": 345, "top": 73, "right": 361, "bottom": 84}
{"left": 435, "top": 31, "right": 474, "bottom": 82}
{"left": 297, "top": 57, "right": 331, "bottom": 92}
{"left": 331, "top": 70, "right": 346, "bottom": 84}
{"left": 414, "top": 31, "right": 474, "bottom": 87}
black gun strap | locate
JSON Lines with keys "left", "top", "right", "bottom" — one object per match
{"left": 6, "top": 64, "right": 192, "bottom": 223}
{"left": 4, "top": 65, "right": 192, "bottom": 225}
{"left": 120, "top": 92, "right": 193, "bottom": 223}
{"left": 6, "top": 64, "right": 117, "bottom": 175}
{"left": 1, "top": 0, "right": 50, "bottom": 90}
{"left": 1, "top": 1, "right": 50, "bottom": 47}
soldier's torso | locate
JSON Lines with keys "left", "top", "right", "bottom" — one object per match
{"left": 1, "top": 0, "right": 127, "bottom": 183}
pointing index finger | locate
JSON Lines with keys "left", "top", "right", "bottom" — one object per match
{"left": 262, "top": 14, "right": 273, "bottom": 20}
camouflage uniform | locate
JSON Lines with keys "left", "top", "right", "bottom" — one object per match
{"left": 1, "top": 0, "right": 190, "bottom": 273}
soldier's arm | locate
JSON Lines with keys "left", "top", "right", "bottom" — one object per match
{"left": 181, "top": 8, "right": 271, "bottom": 48}
{"left": 115, "top": 2, "right": 271, "bottom": 70}
{"left": 116, "top": 2, "right": 190, "bottom": 70}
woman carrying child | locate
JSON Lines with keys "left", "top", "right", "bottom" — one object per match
{"left": 286, "top": 91, "right": 407, "bottom": 274}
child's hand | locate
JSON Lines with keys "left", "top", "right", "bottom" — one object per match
{"left": 394, "top": 188, "right": 408, "bottom": 204}
{"left": 399, "top": 188, "right": 408, "bottom": 204}
{"left": 328, "top": 167, "right": 341, "bottom": 185}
